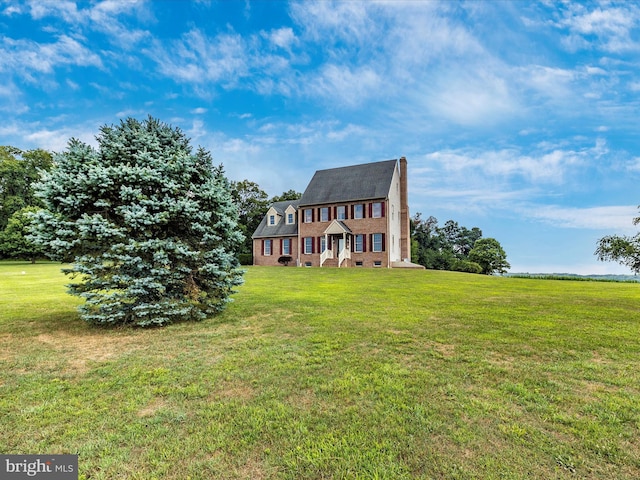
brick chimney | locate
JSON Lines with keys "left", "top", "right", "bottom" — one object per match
{"left": 399, "top": 157, "right": 410, "bottom": 261}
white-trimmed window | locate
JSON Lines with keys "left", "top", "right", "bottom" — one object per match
{"left": 372, "top": 202, "right": 382, "bottom": 218}
{"left": 264, "top": 239, "right": 272, "bottom": 256}
{"left": 354, "top": 234, "right": 364, "bottom": 253}
{"left": 354, "top": 204, "right": 364, "bottom": 219}
{"left": 269, "top": 215, "right": 276, "bottom": 225}
{"left": 287, "top": 213, "right": 294, "bottom": 224}
{"left": 372, "top": 233, "right": 383, "bottom": 252}
{"left": 336, "top": 205, "right": 346, "bottom": 220}
{"left": 282, "top": 238, "right": 291, "bottom": 255}
{"left": 304, "top": 209, "right": 313, "bottom": 223}
{"left": 304, "top": 237, "right": 313, "bottom": 254}
{"left": 320, "top": 207, "right": 329, "bottom": 222}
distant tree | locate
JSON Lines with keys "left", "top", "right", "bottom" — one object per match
{"left": 468, "top": 238, "right": 510, "bottom": 275}
{"left": 270, "top": 189, "right": 301, "bottom": 203}
{"left": 30, "top": 117, "right": 244, "bottom": 327}
{"left": 230, "top": 180, "right": 269, "bottom": 255}
{"left": 0, "top": 146, "right": 53, "bottom": 230}
{"left": 0, "top": 206, "right": 44, "bottom": 262}
{"left": 595, "top": 211, "right": 640, "bottom": 273}
{"left": 411, "top": 214, "right": 484, "bottom": 271}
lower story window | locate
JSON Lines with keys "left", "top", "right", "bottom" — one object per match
{"left": 283, "top": 238, "right": 291, "bottom": 255}
{"left": 374, "top": 261, "right": 382, "bottom": 267}
{"left": 372, "top": 233, "right": 383, "bottom": 252}
{"left": 264, "top": 239, "right": 272, "bottom": 256}
{"left": 304, "top": 237, "right": 313, "bottom": 254}
{"left": 354, "top": 234, "right": 364, "bottom": 252}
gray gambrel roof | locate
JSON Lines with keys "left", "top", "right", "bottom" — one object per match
{"left": 252, "top": 200, "right": 301, "bottom": 239}
{"left": 298, "top": 159, "right": 397, "bottom": 206}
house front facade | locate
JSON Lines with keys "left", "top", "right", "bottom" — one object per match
{"left": 252, "top": 157, "right": 415, "bottom": 268}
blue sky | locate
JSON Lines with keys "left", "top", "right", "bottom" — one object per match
{"left": 1, "top": 0, "right": 640, "bottom": 274}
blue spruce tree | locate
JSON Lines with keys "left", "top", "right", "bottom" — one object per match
{"left": 30, "top": 117, "right": 244, "bottom": 326}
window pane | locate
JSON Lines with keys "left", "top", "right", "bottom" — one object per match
{"left": 287, "top": 213, "right": 294, "bottom": 224}
{"left": 305, "top": 209, "right": 312, "bottom": 223}
{"left": 372, "top": 202, "right": 382, "bottom": 218}
{"left": 305, "top": 237, "right": 312, "bottom": 254}
{"left": 355, "top": 234, "right": 363, "bottom": 252}
{"left": 373, "top": 233, "right": 382, "bottom": 252}
{"left": 337, "top": 206, "right": 346, "bottom": 220}
{"left": 354, "top": 204, "right": 363, "bottom": 219}
{"left": 283, "top": 239, "right": 290, "bottom": 254}
{"left": 321, "top": 207, "right": 328, "bottom": 222}
{"left": 265, "top": 239, "right": 272, "bottom": 255}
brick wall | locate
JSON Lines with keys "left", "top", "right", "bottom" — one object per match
{"left": 298, "top": 200, "right": 389, "bottom": 267}
{"left": 252, "top": 236, "right": 298, "bottom": 266}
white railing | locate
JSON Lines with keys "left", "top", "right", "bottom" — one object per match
{"left": 338, "top": 247, "right": 350, "bottom": 267}
{"left": 320, "top": 248, "right": 333, "bottom": 267}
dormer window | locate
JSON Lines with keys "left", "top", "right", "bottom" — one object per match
{"left": 285, "top": 204, "right": 297, "bottom": 225}
{"left": 269, "top": 215, "right": 276, "bottom": 226}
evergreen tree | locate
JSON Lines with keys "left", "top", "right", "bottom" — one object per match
{"left": 30, "top": 117, "right": 244, "bottom": 327}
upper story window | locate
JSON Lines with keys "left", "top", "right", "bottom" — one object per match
{"left": 354, "top": 204, "right": 364, "bottom": 219}
{"left": 269, "top": 215, "right": 276, "bottom": 226}
{"left": 336, "top": 205, "right": 346, "bottom": 220}
{"left": 372, "top": 202, "right": 382, "bottom": 218}
{"left": 304, "top": 209, "right": 313, "bottom": 223}
{"left": 320, "top": 207, "right": 329, "bottom": 222}
{"left": 287, "top": 213, "right": 294, "bottom": 224}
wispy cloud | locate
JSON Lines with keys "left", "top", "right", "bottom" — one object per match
{"left": 0, "top": 35, "right": 103, "bottom": 81}
{"left": 528, "top": 204, "right": 638, "bottom": 231}
{"left": 554, "top": 1, "right": 640, "bottom": 53}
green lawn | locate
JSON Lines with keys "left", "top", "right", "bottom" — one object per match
{"left": 1, "top": 262, "right": 639, "bottom": 479}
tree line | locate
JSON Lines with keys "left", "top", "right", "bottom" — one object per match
{"left": 1, "top": 142, "right": 510, "bottom": 275}
{"left": 411, "top": 213, "right": 509, "bottom": 275}
{"left": 6, "top": 127, "right": 640, "bottom": 286}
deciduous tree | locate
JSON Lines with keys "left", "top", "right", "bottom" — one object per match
{"left": 596, "top": 211, "right": 640, "bottom": 273}
{"left": 469, "top": 238, "right": 510, "bottom": 275}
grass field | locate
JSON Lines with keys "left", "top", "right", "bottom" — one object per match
{"left": 1, "top": 262, "right": 639, "bottom": 479}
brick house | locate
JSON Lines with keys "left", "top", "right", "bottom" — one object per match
{"left": 252, "top": 157, "right": 420, "bottom": 268}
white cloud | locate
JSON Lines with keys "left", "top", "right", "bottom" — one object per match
{"left": 556, "top": 2, "right": 640, "bottom": 53}
{"left": 528, "top": 204, "right": 638, "bottom": 231}
{"left": 306, "top": 64, "right": 382, "bottom": 107}
{"left": 0, "top": 35, "right": 103, "bottom": 79}
{"left": 149, "top": 28, "right": 248, "bottom": 85}
{"left": 190, "top": 107, "right": 207, "bottom": 115}
{"left": 263, "top": 27, "right": 296, "bottom": 50}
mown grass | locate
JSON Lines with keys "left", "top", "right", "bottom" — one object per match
{"left": 1, "top": 262, "right": 639, "bottom": 479}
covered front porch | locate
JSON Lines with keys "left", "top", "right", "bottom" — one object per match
{"left": 320, "top": 220, "right": 352, "bottom": 267}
